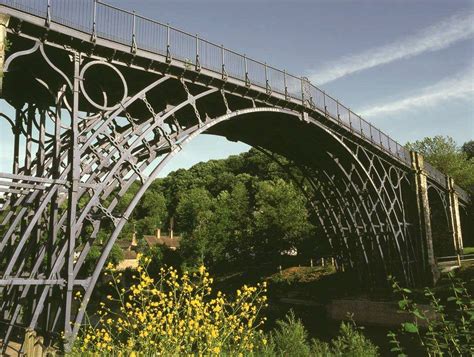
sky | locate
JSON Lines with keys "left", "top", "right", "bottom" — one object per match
{"left": 0, "top": 0, "right": 473, "bottom": 176}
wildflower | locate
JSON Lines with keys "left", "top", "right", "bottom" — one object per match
{"left": 74, "top": 263, "right": 267, "bottom": 355}
{"left": 199, "top": 265, "right": 205, "bottom": 275}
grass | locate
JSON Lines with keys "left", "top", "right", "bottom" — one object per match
{"left": 268, "top": 266, "right": 336, "bottom": 284}
{"left": 463, "top": 246, "right": 474, "bottom": 255}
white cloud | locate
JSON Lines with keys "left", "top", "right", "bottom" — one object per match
{"left": 309, "top": 11, "right": 474, "bottom": 85}
{"left": 358, "top": 66, "right": 474, "bottom": 117}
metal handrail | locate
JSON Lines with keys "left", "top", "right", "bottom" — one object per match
{"left": 437, "top": 254, "right": 474, "bottom": 263}
{"left": 0, "top": 0, "right": 469, "bottom": 198}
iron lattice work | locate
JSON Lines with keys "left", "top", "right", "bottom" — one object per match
{"left": 0, "top": 1, "right": 470, "bottom": 351}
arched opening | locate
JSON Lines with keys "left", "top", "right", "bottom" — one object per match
{"left": 459, "top": 203, "right": 474, "bottom": 250}
{"left": 427, "top": 186, "right": 454, "bottom": 258}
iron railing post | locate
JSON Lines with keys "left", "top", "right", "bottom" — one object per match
{"left": 46, "top": 0, "right": 51, "bottom": 27}
{"left": 195, "top": 34, "right": 201, "bottom": 71}
{"left": 300, "top": 77, "right": 305, "bottom": 106}
{"left": 91, "top": 0, "right": 97, "bottom": 42}
{"left": 131, "top": 11, "right": 137, "bottom": 53}
{"left": 323, "top": 91, "right": 327, "bottom": 115}
{"left": 265, "top": 62, "right": 271, "bottom": 94}
{"left": 221, "top": 44, "right": 227, "bottom": 80}
{"left": 244, "top": 54, "right": 250, "bottom": 86}
{"left": 166, "top": 23, "right": 171, "bottom": 62}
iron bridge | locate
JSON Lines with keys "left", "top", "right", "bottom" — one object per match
{"left": 0, "top": 0, "right": 471, "bottom": 351}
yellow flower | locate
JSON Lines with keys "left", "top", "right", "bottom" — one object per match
{"left": 76, "top": 264, "right": 267, "bottom": 355}
{"left": 198, "top": 265, "right": 205, "bottom": 275}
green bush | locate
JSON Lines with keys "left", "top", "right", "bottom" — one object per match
{"left": 260, "top": 311, "right": 378, "bottom": 357}
{"left": 388, "top": 274, "right": 473, "bottom": 356}
{"left": 316, "top": 320, "right": 379, "bottom": 357}
{"left": 81, "top": 243, "right": 124, "bottom": 276}
{"left": 266, "top": 311, "right": 312, "bottom": 356}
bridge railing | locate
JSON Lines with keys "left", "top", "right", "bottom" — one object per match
{"left": 424, "top": 161, "right": 447, "bottom": 187}
{"left": 0, "top": 0, "right": 466, "bottom": 194}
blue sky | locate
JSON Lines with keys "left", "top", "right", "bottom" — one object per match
{"left": 0, "top": 0, "right": 472, "bottom": 176}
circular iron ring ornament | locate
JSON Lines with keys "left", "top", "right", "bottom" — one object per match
{"left": 79, "top": 61, "right": 128, "bottom": 111}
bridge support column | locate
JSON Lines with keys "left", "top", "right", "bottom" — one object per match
{"left": 446, "top": 177, "right": 463, "bottom": 266}
{"left": 411, "top": 151, "right": 439, "bottom": 285}
{"left": 0, "top": 13, "right": 10, "bottom": 94}
{"left": 63, "top": 51, "right": 82, "bottom": 346}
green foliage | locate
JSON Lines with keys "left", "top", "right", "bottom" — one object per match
{"left": 140, "top": 244, "right": 182, "bottom": 276}
{"left": 388, "top": 274, "right": 474, "bottom": 356}
{"left": 109, "top": 243, "right": 124, "bottom": 265}
{"left": 464, "top": 246, "right": 474, "bottom": 255}
{"left": 82, "top": 244, "right": 124, "bottom": 276}
{"left": 320, "top": 319, "right": 379, "bottom": 357}
{"left": 135, "top": 190, "right": 167, "bottom": 237}
{"left": 462, "top": 140, "right": 474, "bottom": 160}
{"left": 253, "top": 179, "right": 311, "bottom": 259}
{"left": 3, "top": 38, "right": 11, "bottom": 52}
{"left": 267, "top": 311, "right": 312, "bottom": 356}
{"left": 93, "top": 148, "right": 319, "bottom": 272}
{"left": 176, "top": 187, "right": 213, "bottom": 234}
{"left": 406, "top": 136, "right": 474, "bottom": 191}
{"left": 153, "top": 149, "right": 317, "bottom": 270}
{"left": 261, "top": 311, "right": 378, "bottom": 357}
{"left": 82, "top": 246, "right": 101, "bottom": 276}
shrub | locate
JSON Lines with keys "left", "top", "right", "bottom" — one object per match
{"left": 72, "top": 256, "right": 268, "bottom": 355}
{"left": 321, "top": 319, "right": 379, "bottom": 356}
{"left": 388, "top": 274, "right": 474, "bottom": 356}
{"left": 262, "top": 311, "right": 378, "bottom": 357}
{"left": 81, "top": 243, "right": 123, "bottom": 276}
{"left": 267, "top": 311, "right": 311, "bottom": 357}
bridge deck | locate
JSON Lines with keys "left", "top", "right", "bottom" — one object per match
{"left": 0, "top": 0, "right": 469, "bottom": 203}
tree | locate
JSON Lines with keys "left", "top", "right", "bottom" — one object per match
{"left": 198, "top": 181, "right": 253, "bottom": 267}
{"left": 175, "top": 187, "right": 214, "bottom": 234}
{"left": 462, "top": 140, "right": 474, "bottom": 160}
{"left": 135, "top": 190, "right": 167, "bottom": 236}
{"left": 81, "top": 243, "right": 124, "bottom": 276}
{"left": 253, "top": 179, "right": 312, "bottom": 260}
{"left": 406, "top": 136, "right": 474, "bottom": 191}
{"left": 108, "top": 148, "right": 321, "bottom": 271}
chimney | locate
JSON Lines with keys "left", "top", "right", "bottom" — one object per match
{"left": 131, "top": 231, "right": 137, "bottom": 249}
{"left": 156, "top": 228, "right": 161, "bottom": 239}
{"left": 170, "top": 217, "right": 174, "bottom": 239}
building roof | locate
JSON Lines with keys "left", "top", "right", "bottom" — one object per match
{"left": 116, "top": 240, "right": 132, "bottom": 249}
{"left": 123, "top": 250, "right": 137, "bottom": 260}
{"left": 143, "top": 235, "right": 180, "bottom": 249}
